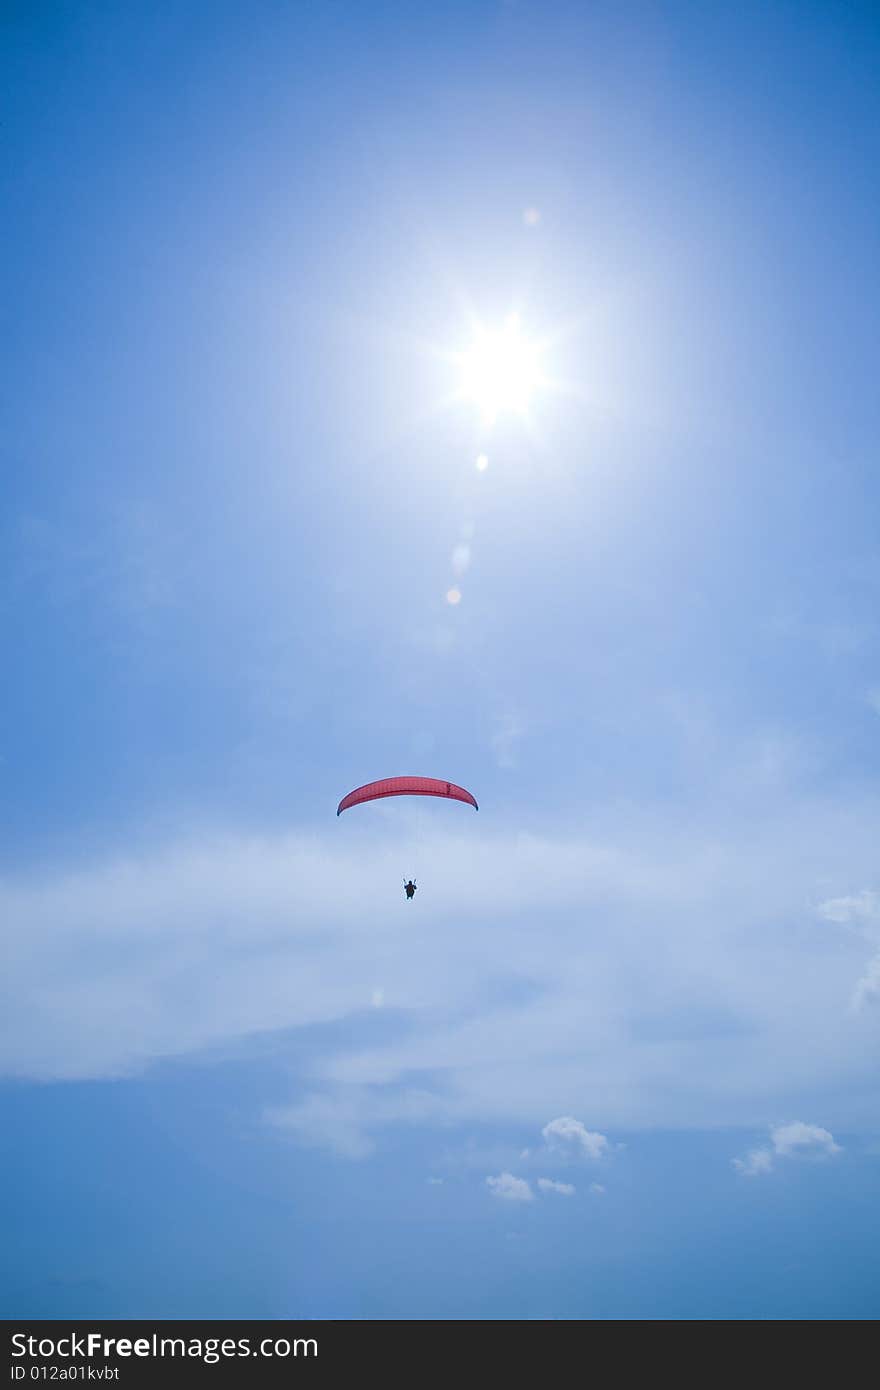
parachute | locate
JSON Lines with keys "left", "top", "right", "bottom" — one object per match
{"left": 337, "top": 776, "right": 479, "bottom": 816}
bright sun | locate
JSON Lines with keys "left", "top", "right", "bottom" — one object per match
{"left": 458, "top": 314, "right": 543, "bottom": 424}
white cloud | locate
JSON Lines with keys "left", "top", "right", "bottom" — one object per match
{"left": 267, "top": 1093, "right": 376, "bottom": 1160}
{"left": 486, "top": 1172, "right": 533, "bottom": 1202}
{"left": 732, "top": 1147, "right": 774, "bottom": 1178}
{"left": 537, "top": 1178, "right": 575, "bottom": 1196}
{"left": 589, "top": 1183, "right": 606, "bottom": 1196}
{"left": 853, "top": 953, "right": 880, "bottom": 1011}
{"left": 817, "top": 890, "right": 880, "bottom": 926}
{"left": 815, "top": 890, "right": 880, "bottom": 1012}
{"left": 770, "top": 1122, "right": 841, "bottom": 1159}
{"left": 3, "top": 797, "right": 880, "bottom": 1155}
{"left": 733, "top": 1121, "right": 842, "bottom": 1176}
{"left": 266, "top": 1087, "right": 441, "bottom": 1160}
{"left": 542, "top": 1117, "right": 609, "bottom": 1161}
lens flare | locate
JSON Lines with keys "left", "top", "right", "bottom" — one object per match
{"left": 451, "top": 544, "right": 471, "bottom": 576}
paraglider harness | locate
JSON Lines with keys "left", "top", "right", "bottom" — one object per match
{"left": 404, "top": 879, "right": 417, "bottom": 900}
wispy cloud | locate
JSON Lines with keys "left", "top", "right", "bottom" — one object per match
{"left": 732, "top": 1147, "right": 775, "bottom": 1177}
{"left": 816, "top": 889, "right": 880, "bottom": 1009}
{"left": 486, "top": 1172, "right": 533, "bottom": 1202}
{"left": 817, "top": 890, "right": 880, "bottom": 926}
{"left": 537, "top": 1177, "right": 575, "bottom": 1196}
{"left": 266, "top": 1087, "right": 443, "bottom": 1160}
{"left": 852, "top": 953, "right": 880, "bottom": 1011}
{"left": 733, "top": 1122, "right": 842, "bottom": 1177}
{"left": 267, "top": 1092, "right": 378, "bottom": 1160}
{"left": 3, "top": 796, "right": 880, "bottom": 1155}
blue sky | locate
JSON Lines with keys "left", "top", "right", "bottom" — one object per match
{"left": 2, "top": 0, "right": 879, "bottom": 1319}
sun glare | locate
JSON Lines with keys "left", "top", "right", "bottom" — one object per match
{"left": 458, "top": 314, "right": 543, "bottom": 424}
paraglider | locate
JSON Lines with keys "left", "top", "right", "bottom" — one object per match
{"left": 336, "top": 776, "right": 478, "bottom": 898}
{"left": 336, "top": 776, "right": 478, "bottom": 816}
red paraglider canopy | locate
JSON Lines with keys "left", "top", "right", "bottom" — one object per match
{"left": 337, "top": 776, "right": 478, "bottom": 816}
